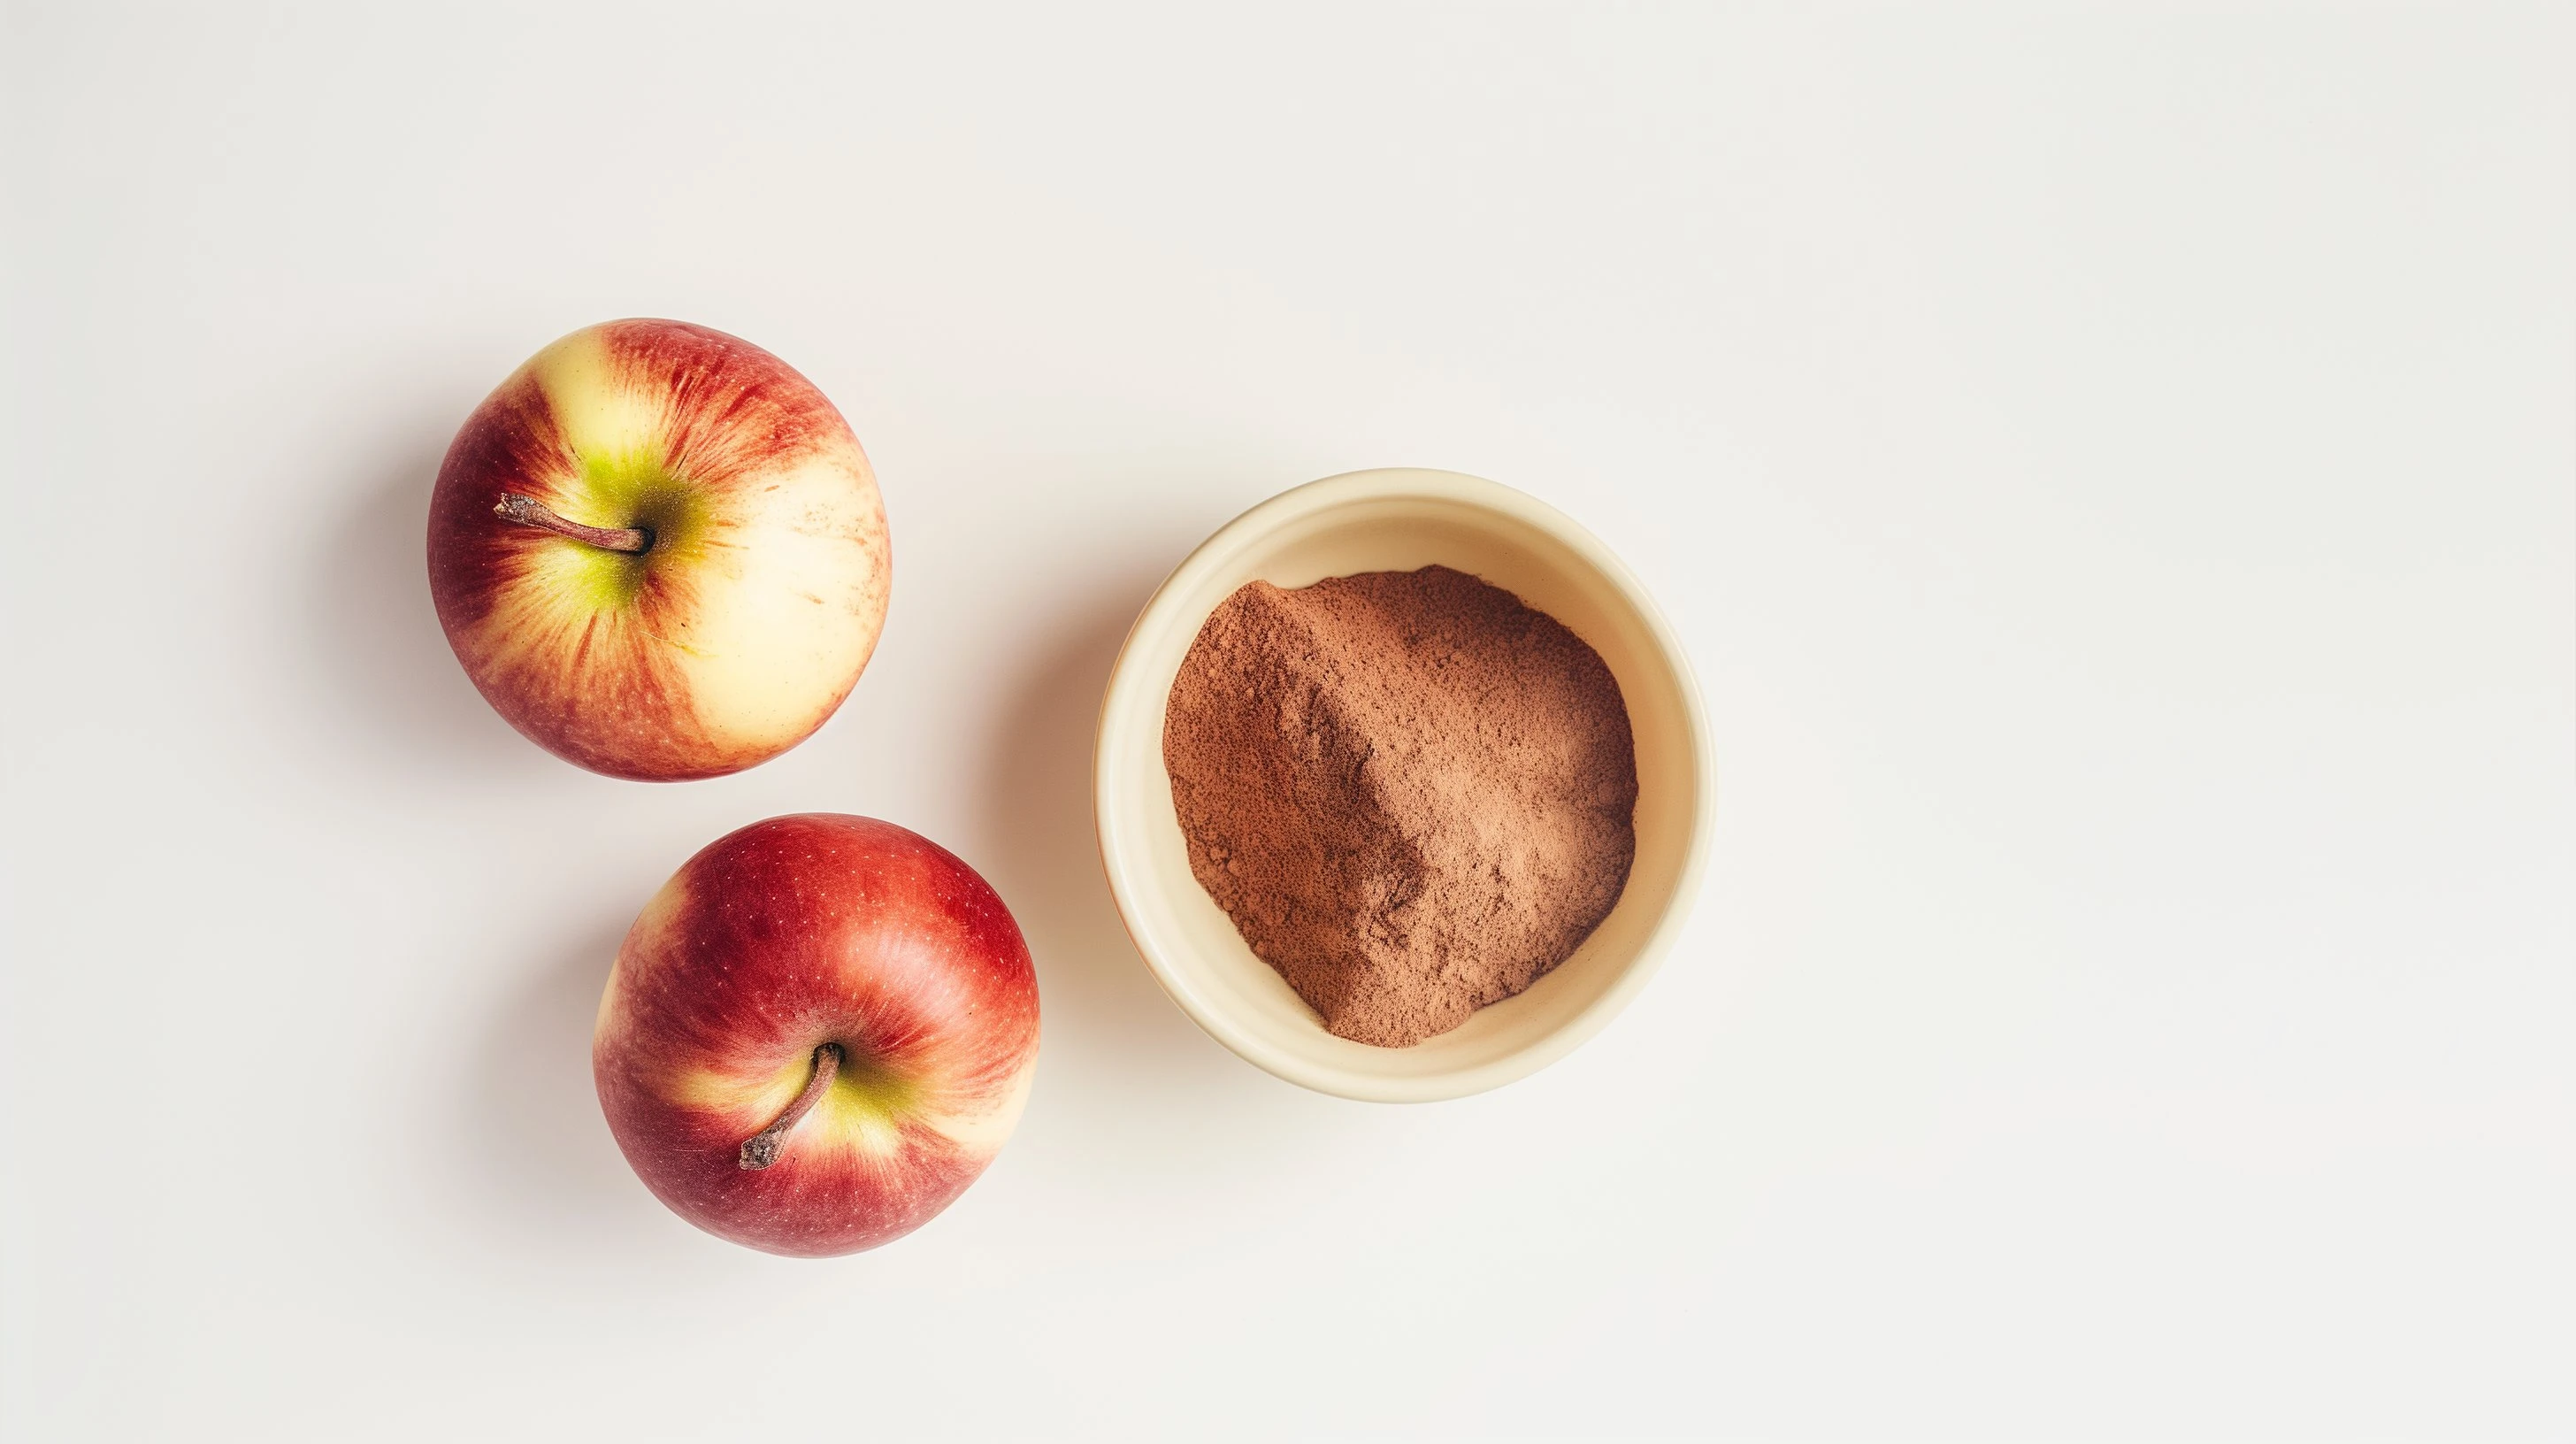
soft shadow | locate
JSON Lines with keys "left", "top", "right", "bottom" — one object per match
{"left": 307, "top": 426, "right": 555, "bottom": 781}
{"left": 976, "top": 574, "right": 1252, "bottom": 1106}
{"left": 454, "top": 919, "right": 680, "bottom": 1260}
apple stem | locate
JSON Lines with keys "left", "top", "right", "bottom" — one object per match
{"left": 738, "top": 1043, "right": 844, "bottom": 1171}
{"left": 493, "top": 493, "right": 650, "bottom": 554}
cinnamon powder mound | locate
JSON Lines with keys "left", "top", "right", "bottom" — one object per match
{"left": 1162, "top": 565, "right": 1638, "bottom": 1048}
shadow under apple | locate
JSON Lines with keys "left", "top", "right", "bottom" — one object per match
{"left": 304, "top": 424, "right": 556, "bottom": 785}
{"left": 448, "top": 918, "right": 692, "bottom": 1266}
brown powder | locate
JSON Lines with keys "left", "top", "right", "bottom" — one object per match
{"left": 1162, "top": 565, "right": 1638, "bottom": 1048}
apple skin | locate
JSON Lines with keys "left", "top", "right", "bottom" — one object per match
{"left": 594, "top": 814, "right": 1039, "bottom": 1257}
{"left": 426, "top": 319, "right": 889, "bottom": 781}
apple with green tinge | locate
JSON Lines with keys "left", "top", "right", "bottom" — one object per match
{"left": 426, "top": 318, "right": 889, "bottom": 781}
{"left": 594, "top": 813, "right": 1040, "bottom": 1256}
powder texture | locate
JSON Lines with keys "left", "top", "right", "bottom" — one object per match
{"left": 1162, "top": 565, "right": 1638, "bottom": 1048}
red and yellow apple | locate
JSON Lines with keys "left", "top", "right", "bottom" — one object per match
{"left": 426, "top": 319, "right": 889, "bottom": 781}
{"left": 594, "top": 814, "right": 1040, "bottom": 1256}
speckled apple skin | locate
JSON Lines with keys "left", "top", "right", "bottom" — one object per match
{"left": 594, "top": 815, "right": 1039, "bottom": 1256}
{"left": 427, "top": 319, "right": 889, "bottom": 781}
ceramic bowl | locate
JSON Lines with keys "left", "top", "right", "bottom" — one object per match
{"left": 1092, "top": 468, "right": 1712, "bottom": 1102}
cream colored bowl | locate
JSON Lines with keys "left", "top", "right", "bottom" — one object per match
{"left": 1092, "top": 469, "right": 1713, "bottom": 1102}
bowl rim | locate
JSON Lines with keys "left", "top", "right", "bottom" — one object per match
{"left": 1091, "top": 467, "right": 1714, "bottom": 1102}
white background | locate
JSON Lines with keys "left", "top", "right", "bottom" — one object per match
{"left": 4, "top": 4, "right": 2570, "bottom": 1440}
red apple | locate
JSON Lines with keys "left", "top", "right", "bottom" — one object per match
{"left": 426, "top": 319, "right": 889, "bottom": 781}
{"left": 594, "top": 813, "right": 1039, "bottom": 1256}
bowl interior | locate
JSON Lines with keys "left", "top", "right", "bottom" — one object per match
{"left": 1095, "top": 470, "right": 1707, "bottom": 1101}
